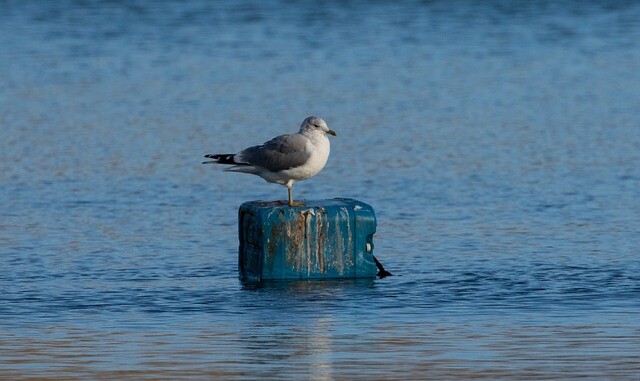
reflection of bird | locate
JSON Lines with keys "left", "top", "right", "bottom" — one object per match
{"left": 203, "top": 116, "right": 337, "bottom": 207}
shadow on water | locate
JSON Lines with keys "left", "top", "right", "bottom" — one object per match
{"left": 242, "top": 278, "right": 376, "bottom": 292}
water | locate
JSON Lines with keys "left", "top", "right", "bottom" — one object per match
{"left": 1, "top": 0, "right": 640, "bottom": 379}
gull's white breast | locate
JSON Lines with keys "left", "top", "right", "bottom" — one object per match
{"left": 280, "top": 132, "right": 330, "bottom": 183}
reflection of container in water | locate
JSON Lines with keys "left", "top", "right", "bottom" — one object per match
{"left": 238, "top": 198, "right": 377, "bottom": 282}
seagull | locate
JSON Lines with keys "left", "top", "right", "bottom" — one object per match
{"left": 203, "top": 116, "right": 337, "bottom": 207}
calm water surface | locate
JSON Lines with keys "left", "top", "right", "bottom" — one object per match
{"left": 1, "top": 1, "right": 640, "bottom": 379}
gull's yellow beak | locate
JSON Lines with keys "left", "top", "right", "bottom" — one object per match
{"left": 327, "top": 129, "right": 337, "bottom": 136}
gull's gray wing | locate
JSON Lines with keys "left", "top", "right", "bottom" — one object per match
{"left": 236, "top": 133, "right": 312, "bottom": 171}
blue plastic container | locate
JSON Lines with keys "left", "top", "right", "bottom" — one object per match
{"left": 238, "top": 198, "right": 377, "bottom": 281}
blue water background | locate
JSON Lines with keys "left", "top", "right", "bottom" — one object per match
{"left": 1, "top": 1, "right": 640, "bottom": 379}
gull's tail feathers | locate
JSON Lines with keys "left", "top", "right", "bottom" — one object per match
{"left": 202, "top": 154, "right": 249, "bottom": 165}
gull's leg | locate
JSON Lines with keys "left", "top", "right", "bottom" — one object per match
{"left": 287, "top": 184, "right": 294, "bottom": 207}
{"left": 286, "top": 182, "right": 304, "bottom": 207}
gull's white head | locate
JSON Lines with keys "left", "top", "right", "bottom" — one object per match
{"left": 299, "top": 116, "right": 337, "bottom": 137}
